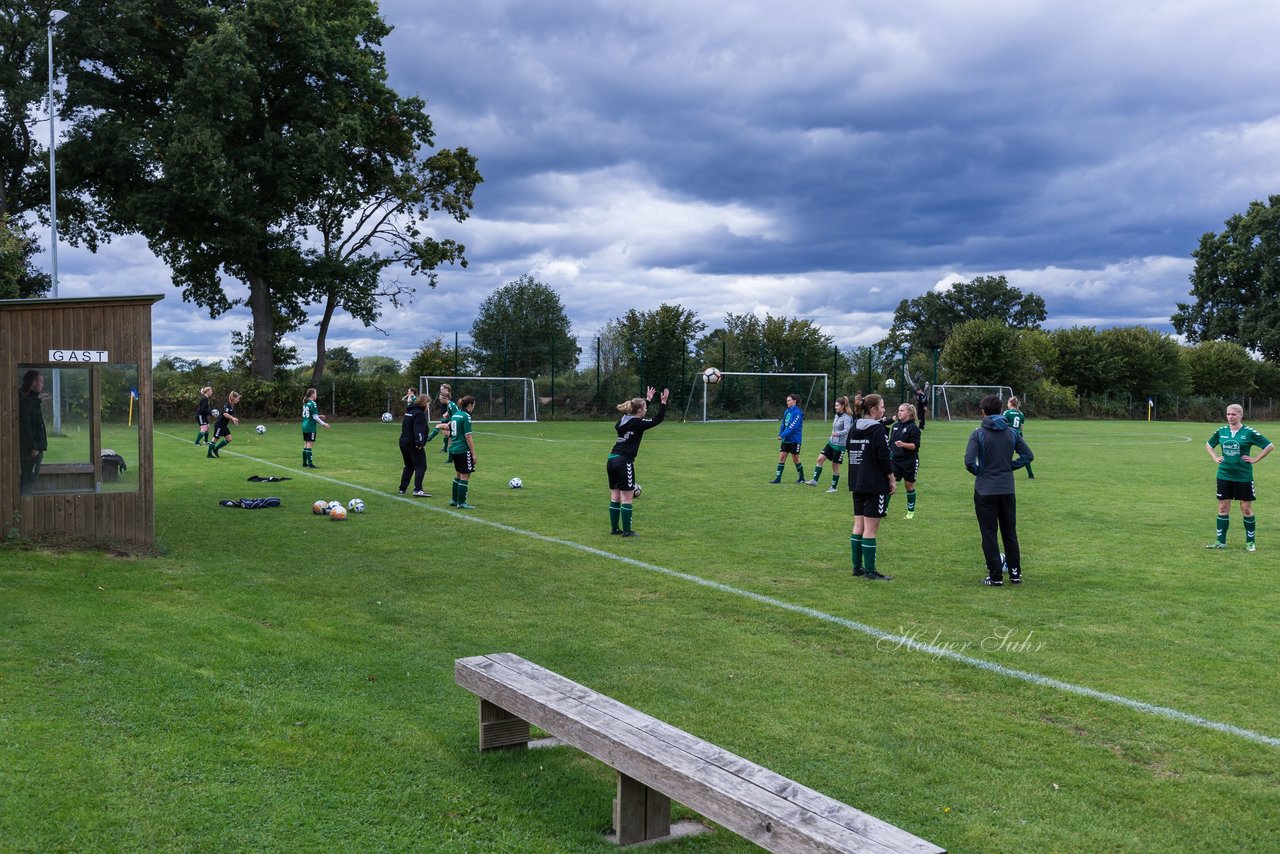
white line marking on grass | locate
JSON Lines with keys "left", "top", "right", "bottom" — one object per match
{"left": 159, "top": 431, "right": 1280, "bottom": 750}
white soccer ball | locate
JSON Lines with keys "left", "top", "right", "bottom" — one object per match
{"left": 632, "top": 483, "right": 642, "bottom": 498}
{"left": 347, "top": 498, "right": 365, "bottom": 513}
{"left": 884, "top": 378, "right": 897, "bottom": 390}
{"left": 381, "top": 412, "right": 394, "bottom": 422}
{"left": 312, "top": 500, "right": 328, "bottom": 515}
{"left": 702, "top": 367, "right": 722, "bottom": 384}
{"left": 255, "top": 424, "right": 266, "bottom": 434}
{"left": 326, "top": 500, "right": 342, "bottom": 515}
{"left": 508, "top": 477, "right": 523, "bottom": 489}
{"left": 211, "top": 408, "right": 221, "bottom": 419}
{"left": 329, "top": 504, "right": 348, "bottom": 521}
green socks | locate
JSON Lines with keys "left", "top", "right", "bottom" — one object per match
{"left": 303, "top": 448, "right": 313, "bottom": 467}
{"left": 1244, "top": 515, "right": 1256, "bottom": 544}
{"left": 813, "top": 465, "right": 824, "bottom": 482}
{"left": 609, "top": 501, "right": 621, "bottom": 531}
{"left": 459, "top": 480, "right": 469, "bottom": 506}
{"left": 794, "top": 462, "right": 805, "bottom": 479}
{"left": 621, "top": 503, "right": 633, "bottom": 532}
{"left": 851, "top": 533, "right": 862, "bottom": 570}
{"left": 1216, "top": 514, "right": 1229, "bottom": 544}
{"left": 194, "top": 430, "right": 204, "bottom": 444}
{"left": 862, "top": 537, "right": 877, "bottom": 571}
{"left": 907, "top": 490, "right": 916, "bottom": 512}
{"left": 451, "top": 479, "right": 460, "bottom": 504}
{"left": 775, "top": 462, "right": 785, "bottom": 479}
{"left": 831, "top": 474, "right": 840, "bottom": 489}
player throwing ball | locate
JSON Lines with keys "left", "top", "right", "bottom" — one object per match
{"left": 607, "top": 386, "right": 669, "bottom": 537}
{"left": 1205, "top": 403, "right": 1272, "bottom": 551}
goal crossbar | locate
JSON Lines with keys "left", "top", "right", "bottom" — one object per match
{"left": 419, "top": 376, "right": 538, "bottom": 422}
{"left": 684, "top": 371, "right": 829, "bottom": 422}
{"left": 931, "top": 384, "right": 1014, "bottom": 422}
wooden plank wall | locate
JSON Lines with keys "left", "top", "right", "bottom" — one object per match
{"left": 1, "top": 297, "right": 159, "bottom": 546}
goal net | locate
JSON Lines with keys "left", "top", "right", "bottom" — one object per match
{"left": 683, "top": 372, "right": 829, "bottom": 422}
{"left": 419, "top": 376, "right": 538, "bottom": 422}
{"left": 931, "top": 384, "right": 1014, "bottom": 422}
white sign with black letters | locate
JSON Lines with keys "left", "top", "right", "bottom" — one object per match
{"left": 49, "top": 349, "right": 109, "bottom": 363}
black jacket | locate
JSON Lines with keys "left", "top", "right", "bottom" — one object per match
{"left": 611, "top": 402, "right": 666, "bottom": 460}
{"left": 845, "top": 416, "right": 893, "bottom": 494}
{"left": 19, "top": 390, "right": 47, "bottom": 455}
{"left": 400, "top": 403, "right": 429, "bottom": 448}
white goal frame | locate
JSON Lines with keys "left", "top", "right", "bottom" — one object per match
{"left": 931, "top": 384, "right": 1014, "bottom": 422}
{"left": 685, "top": 372, "right": 829, "bottom": 422}
{"left": 419, "top": 376, "right": 538, "bottom": 422}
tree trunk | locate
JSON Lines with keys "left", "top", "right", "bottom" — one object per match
{"left": 247, "top": 270, "right": 275, "bottom": 380}
{"left": 311, "top": 288, "right": 339, "bottom": 385}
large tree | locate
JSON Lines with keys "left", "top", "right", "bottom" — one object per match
{"left": 607, "top": 303, "right": 705, "bottom": 389}
{"left": 470, "top": 275, "right": 577, "bottom": 378}
{"left": 1173, "top": 195, "right": 1280, "bottom": 361}
{"left": 0, "top": 3, "right": 55, "bottom": 297}
{"left": 1184, "top": 340, "right": 1256, "bottom": 397}
{"left": 885, "top": 275, "right": 1046, "bottom": 353}
{"left": 940, "top": 319, "right": 1031, "bottom": 389}
{"left": 694, "top": 312, "right": 833, "bottom": 373}
{"left": 60, "top": 0, "right": 476, "bottom": 380}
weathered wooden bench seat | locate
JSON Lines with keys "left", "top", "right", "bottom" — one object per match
{"left": 455, "top": 653, "right": 945, "bottom": 853}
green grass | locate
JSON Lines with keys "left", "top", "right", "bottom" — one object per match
{"left": 3, "top": 417, "right": 1278, "bottom": 852}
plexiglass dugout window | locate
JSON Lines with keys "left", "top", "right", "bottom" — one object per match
{"left": 16, "top": 366, "right": 92, "bottom": 495}
{"left": 100, "top": 364, "right": 140, "bottom": 493}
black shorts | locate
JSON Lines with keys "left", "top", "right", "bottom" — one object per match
{"left": 821, "top": 443, "right": 844, "bottom": 464}
{"left": 197, "top": 414, "right": 209, "bottom": 427}
{"left": 451, "top": 451, "right": 475, "bottom": 474}
{"left": 302, "top": 431, "right": 317, "bottom": 443}
{"left": 892, "top": 458, "right": 919, "bottom": 482}
{"left": 853, "top": 492, "right": 891, "bottom": 519}
{"left": 1217, "top": 479, "right": 1256, "bottom": 502}
{"left": 779, "top": 441, "right": 801, "bottom": 455}
{"left": 213, "top": 425, "right": 231, "bottom": 441}
{"left": 607, "top": 456, "right": 637, "bottom": 491}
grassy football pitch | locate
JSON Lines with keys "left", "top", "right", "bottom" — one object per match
{"left": 3, "top": 416, "right": 1278, "bottom": 852}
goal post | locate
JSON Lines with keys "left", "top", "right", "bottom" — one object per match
{"left": 931, "top": 384, "right": 1014, "bottom": 422}
{"left": 418, "top": 376, "right": 538, "bottom": 422}
{"left": 683, "top": 372, "right": 829, "bottom": 422}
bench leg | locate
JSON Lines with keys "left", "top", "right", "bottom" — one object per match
{"left": 613, "top": 772, "right": 671, "bottom": 845}
{"left": 478, "top": 698, "right": 531, "bottom": 751}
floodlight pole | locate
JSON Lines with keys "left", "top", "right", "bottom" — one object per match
{"left": 48, "top": 9, "right": 68, "bottom": 435}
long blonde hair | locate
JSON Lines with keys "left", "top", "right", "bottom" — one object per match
{"left": 616, "top": 397, "right": 646, "bottom": 415}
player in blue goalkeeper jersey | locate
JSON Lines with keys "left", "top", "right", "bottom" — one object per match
{"left": 769, "top": 394, "right": 805, "bottom": 484}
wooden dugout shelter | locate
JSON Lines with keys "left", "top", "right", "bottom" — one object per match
{"left": 1, "top": 294, "right": 163, "bottom": 546}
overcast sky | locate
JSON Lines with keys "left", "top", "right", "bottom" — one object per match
{"left": 53, "top": 0, "right": 1280, "bottom": 365}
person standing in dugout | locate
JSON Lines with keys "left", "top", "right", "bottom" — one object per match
{"left": 19, "top": 369, "right": 47, "bottom": 493}
{"left": 207, "top": 391, "right": 241, "bottom": 458}
{"left": 300, "top": 387, "right": 331, "bottom": 468}
{"left": 448, "top": 395, "right": 478, "bottom": 509}
{"left": 965, "top": 394, "right": 1034, "bottom": 586}
{"left": 891, "top": 402, "right": 922, "bottom": 519}
{"left": 1205, "top": 403, "right": 1272, "bottom": 551}
{"left": 398, "top": 394, "right": 431, "bottom": 497}
{"left": 846, "top": 393, "right": 896, "bottom": 580}
{"left": 769, "top": 393, "right": 805, "bottom": 483}
{"left": 808, "top": 396, "right": 852, "bottom": 492}
{"left": 194, "top": 386, "right": 213, "bottom": 445}
{"left": 607, "top": 386, "right": 669, "bottom": 537}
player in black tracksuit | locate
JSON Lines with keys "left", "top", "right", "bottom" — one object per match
{"left": 846, "top": 393, "right": 896, "bottom": 580}
{"left": 398, "top": 396, "right": 431, "bottom": 496}
{"left": 606, "top": 386, "right": 669, "bottom": 537}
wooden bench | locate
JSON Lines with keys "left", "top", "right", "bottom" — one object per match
{"left": 455, "top": 653, "right": 945, "bottom": 853}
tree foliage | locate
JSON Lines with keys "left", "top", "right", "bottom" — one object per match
{"left": 694, "top": 312, "right": 834, "bottom": 373}
{"left": 59, "top": 0, "right": 478, "bottom": 381}
{"left": 0, "top": 214, "right": 49, "bottom": 298}
{"left": 940, "top": 319, "right": 1031, "bottom": 388}
{"left": 1184, "top": 340, "right": 1256, "bottom": 397}
{"left": 1098, "top": 326, "right": 1188, "bottom": 399}
{"left": 0, "top": 3, "right": 53, "bottom": 223}
{"left": 885, "top": 275, "right": 1047, "bottom": 353}
{"left": 405, "top": 337, "right": 457, "bottom": 380}
{"left": 606, "top": 304, "right": 705, "bottom": 389}
{"left": 1174, "top": 195, "right": 1280, "bottom": 361}
{"left": 470, "top": 275, "right": 577, "bottom": 378}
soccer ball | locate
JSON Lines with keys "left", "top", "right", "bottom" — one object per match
{"left": 347, "top": 498, "right": 365, "bottom": 513}
{"left": 632, "top": 483, "right": 642, "bottom": 498}
{"left": 884, "top": 378, "right": 897, "bottom": 390}
{"left": 508, "top": 477, "right": 523, "bottom": 489}
{"left": 255, "top": 424, "right": 266, "bottom": 434}
{"left": 211, "top": 408, "right": 221, "bottom": 419}
{"left": 702, "top": 367, "right": 722, "bottom": 384}
{"left": 312, "top": 500, "right": 328, "bottom": 515}
{"left": 329, "top": 504, "right": 348, "bottom": 521}
{"left": 381, "top": 412, "right": 394, "bottom": 423}
{"left": 326, "top": 500, "right": 342, "bottom": 516}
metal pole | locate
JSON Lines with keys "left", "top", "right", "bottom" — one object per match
{"left": 48, "top": 11, "right": 68, "bottom": 435}
{"left": 550, "top": 335, "right": 555, "bottom": 419}
{"left": 454, "top": 331, "right": 459, "bottom": 376}
{"left": 595, "top": 336, "right": 601, "bottom": 411}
